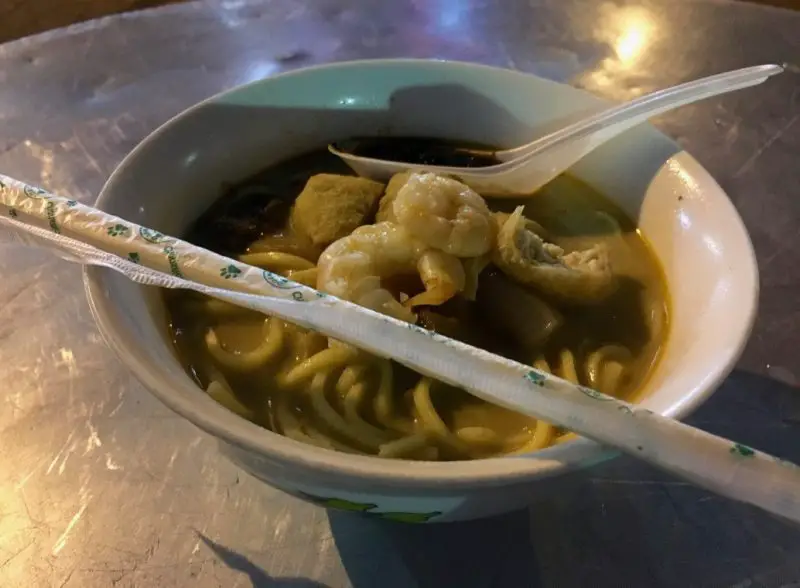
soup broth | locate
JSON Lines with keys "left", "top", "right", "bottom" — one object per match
{"left": 165, "top": 141, "right": 669, "bottom": 461}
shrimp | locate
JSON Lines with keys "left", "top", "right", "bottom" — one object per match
{"left": 375, "top": 171, "right": 412, "bottom": 224}
{"left": 392, "top": 173, "right": 496, "bottom": 257}
{"left": 317, "top": 222, "right": 465, "bottom": 322}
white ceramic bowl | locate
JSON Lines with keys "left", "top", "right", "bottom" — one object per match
{"left": 84, "top": 60, "right": 758, "bottom": 522}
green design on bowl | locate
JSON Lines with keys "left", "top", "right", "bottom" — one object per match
{"left": 297, "top": 492, "right": 441, "bottom": 523}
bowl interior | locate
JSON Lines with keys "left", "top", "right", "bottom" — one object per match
{"left": 86, "top": 60, "right": 757, "bottom": 484}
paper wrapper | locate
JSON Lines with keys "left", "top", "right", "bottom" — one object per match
{"left": 0, "top": 173, "right": 798, "bottom": 524}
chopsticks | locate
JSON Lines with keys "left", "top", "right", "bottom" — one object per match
{"left": 1, "top": 172, "right": 798, "bottom": 525}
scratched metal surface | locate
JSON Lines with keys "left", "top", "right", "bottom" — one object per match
{"left": 0, "top": 0, "right": 798, "bottom": 586}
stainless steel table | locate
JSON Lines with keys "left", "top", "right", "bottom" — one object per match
{"left": 0, "top": 1, "right": 798, "bottom": 586}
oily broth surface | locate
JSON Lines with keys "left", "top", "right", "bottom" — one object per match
{"left": 164, "top": 145, "right": 669, "bottom": 460}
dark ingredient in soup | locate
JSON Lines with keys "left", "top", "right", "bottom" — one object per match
{"left": 166, "top": 142, "right": 669, "bottom": 461}
{"left": 332, "top": 136, "right": 500, "bottom": 168}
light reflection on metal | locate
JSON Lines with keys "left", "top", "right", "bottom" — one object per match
{"left": 580, "top": 7, "right": 658, "bottom": 98}
{"left": 51, "top": 503, "right": 88, "bottom": 555}
{"left": 241, "top": 61, "right": 280, "bottom": 85}
{"left": 613, "top": 10, "right": 655, "bottom": 66}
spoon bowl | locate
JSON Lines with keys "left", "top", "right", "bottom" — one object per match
{"left": 330, "top": 64, "right": 784, "bottom": 196}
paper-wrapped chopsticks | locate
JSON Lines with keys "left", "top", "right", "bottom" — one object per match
{"left": 1, "top": 173, "right": 798, "bottom": 524}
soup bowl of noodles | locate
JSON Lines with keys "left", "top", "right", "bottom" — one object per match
{"left": 85, "top": 60, "right": 758, "bottom": 522}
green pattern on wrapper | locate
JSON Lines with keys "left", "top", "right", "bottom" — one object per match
{"left": 128, "top": 252, "right": 141, "bottom": 264}
{"left": 263, "top": 270, "right": 293, "bottom": 289}
{"left": 578, "top": 385, "right": 613, "bottom": 401}
{"left": 219, "top": 264, "right": 242, "bottom": 279}
{"left": 23, "top": 185, "right": 49, "bottom": 199}
{"left": 45, "top": 201, "right": 60, "bottom": 233}
{"left": 139, "top": 226, "right": 167, "bottom": 244}
{"left": 404, "top": 322, "right": 430, "bottom": 336}
{"left": 107, "top": 223, "right": 130, "bottom": 237}
{"left": 524, "top": 371, "right": 546, "bottom": 386}
{"left": 730, "top": 443, "right": 755, "bottom": 457}
{"left": 163, "top": 246, "right": 182, "bottom": 278}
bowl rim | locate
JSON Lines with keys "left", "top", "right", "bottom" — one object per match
{"left": 83, "top": 58, "right": 759, "bottom": 489}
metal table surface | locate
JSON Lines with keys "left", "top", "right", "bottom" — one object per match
{"left": 0, "top": 0, "right": 798, "bottom": 586}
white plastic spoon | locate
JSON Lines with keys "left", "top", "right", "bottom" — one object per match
{"left": 330, "top": 64, "right": 784, "bottom": 196}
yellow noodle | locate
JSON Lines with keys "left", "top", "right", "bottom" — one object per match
{"left": 374, "top": 360, "right": 413, "bottom": 434}
{"left": 307, "top": 371, "right": 389, "bottom": 450}
{"left": 273, "top": 393, "right": 361, "bottom": 453}
{"left": 585, "top": 344, "right": 632, "bottom": 394}
{"left": 343, "top": 380, "right": 393, "bottom": 443}
{"left": 281, "top": 415, "right": 338, "bottom": 450}
{"left": 558, "top": 348, "right": 581, "bottom": 384}
{"left": 207, "top": 380, "right": 255, "bottom": 420}
{"left": 518, "top": 355, "right": 561, "bottom": 453}
{"left": 336, "top": 364, "right": 369, "bottom": 398}
{"left": 273, "top": 395, "right": 302, "bottom": 436}
{"left": 511, "top": 420, "right": 556, "bottom": 454}
{"left": 294, "top": 331, "right": 328, "bottom": 362}
{"left": 455, "top": 426, "right": 501, "bottom": 446}
{"left": 239, "top": 251, "right": 314, "bottom": 273}
{"left": 555, "top": 432, "right": 578, "bottom": 444}
{"left": 533, "top": 356, "right": 552, "bottom": 374}
{"left": 205, "top": 318, "right": 284, "bottom": 371}
{"left": 585, "top": 350, "right": 603, "bottom": 389}
{"left": 304, "top": 428, "right": 365, "bottom": 454}
{"left": 379, "top": 433, "right": 436, "bottom": 459}
{"left": 286, "top": 267, "right": 318, "bottom": 287}
{"left": 281, "top": 346, "right": 361, "bottom": 388}
{"left": 412, "top": 378, "right": 473, "bottom": 457}
{"left": 184, "top": 297, "right": 257, "bottom": 318}
{"left": 205, "top": 298, "right": 257, "bottom": 317}
{"left": 601, "top": 361, "right": 626, "bottom": 395}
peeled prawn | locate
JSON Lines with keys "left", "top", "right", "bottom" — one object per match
{"left": 317, "top": 222, "right": 465, "bottom": 322}
{"left": 375, "top": 171, "right": 412, "bottom": 224}
{"left": 493, "top": 207, "right": 617, "bottom": 304}
{"left": 392, "top": 173, "right": 496, "bottom": 257}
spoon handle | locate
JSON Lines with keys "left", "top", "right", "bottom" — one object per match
{"left": 2, "top": 172, "right": 799, "bottom": 524}
{"left": 500, "top": 64, "right": 785, "bottom": 164}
